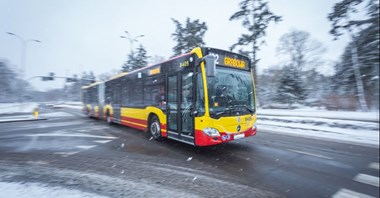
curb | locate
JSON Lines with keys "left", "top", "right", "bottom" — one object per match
{"left": 0, "top": 118, "right": 47, "bottom": 123}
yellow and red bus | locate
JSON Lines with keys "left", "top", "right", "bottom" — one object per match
{"left": 82, "top": 47, "right": 257, "bottom": 146}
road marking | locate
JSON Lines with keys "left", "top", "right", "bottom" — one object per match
{"left": 369, "top": 162, "right": 379, "bottom": 170}
{"left": 76, "top": 145, "right": 97, "bottom": 149}
{"left": 93, "top": 140, "right": 112, "bottom": 144}
{"left": 26, "top": 161, "right": 49, "bottom": 165}
{"left": 354, "top": 174, "right": 380, "bottom": 187}
{"left": 77, "top": 127, "right": 109, "bottom": 132}
{"left": 54, "top": 151, "right": 79, "bottom": 156}
{"left": 332, "top": 188, "right": 375, "bottom": 198}
{"left": 287, "top": 149, "right": 333, "bottom": 160}
{"left": 27, "top": 133, "right": 117, "bottom": 139}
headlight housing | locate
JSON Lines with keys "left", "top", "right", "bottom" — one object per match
{"left": 203, "top": 127, "right": 220, "bottom": 137}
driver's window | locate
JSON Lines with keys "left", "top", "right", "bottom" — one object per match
{"left": 195, "top": 73, "right": 205, "bottom": 115}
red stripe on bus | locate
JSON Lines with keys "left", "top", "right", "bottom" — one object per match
{"left": 121, "top": 116, "right": 148, "bottom": 126}
{"left": 121, "top": 120, "right": 146, "bottom": 131}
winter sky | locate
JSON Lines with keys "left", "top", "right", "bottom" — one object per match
{"left": 1, "top": 0, "right": 350, "bottom": 91}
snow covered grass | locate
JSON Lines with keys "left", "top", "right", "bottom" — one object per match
{"left": 258, "top": 120, "right": 379, "bottom": 147}
{"left": 0, "top": 102, "right": 83, "bottom": 115}
{"left": 0, "top": 182, "right": 107, "bottom": 198}
{"left": 259, "top": 108, "right": 379, "bottom": 122}
{"left": 0, "top": 102, "right": 39, "bottom": 114}
{"left": 52, "top": 104, "right": 83, "bottom": 110}
{"left": 258, "top": 110, "right": 379, "bottom": 148}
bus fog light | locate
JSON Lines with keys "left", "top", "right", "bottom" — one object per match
{"left": 203, "top": 127, "right": 220, "bottom": 137}
{"left": 252, "top": 124, "right": 257, "bottom": 131}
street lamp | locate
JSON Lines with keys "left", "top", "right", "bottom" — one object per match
{"left": 120, "top": 30, "right": 144, "bottom": 55}
{"left": 6, "top": 32, "right": 41, "bottom": 105}
{"left": 6, "top": 32, "right": 41, "bottom": 78}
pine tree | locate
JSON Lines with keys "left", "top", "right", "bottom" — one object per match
{"left": 0, "top": 60, "right": 17, "bottom": 102}
{"left": 328, "top": 0, "right": 379, "bottom": 111}
{"left": 134, "top": 45, "right": 149, "bottom": 69}
{"left": 332, "top": 23, "right": 379, "bottom": 110}
{"left": 230, "top": 0, "right": 282, "bottom": 83}
{"left": 276, "top": 66, "right": 306, "bottom": 106}
{"left": 257, "top": 66, "right": 282, "bottom": 106}
{"left": 122, "top": 45, "right": 149, "bottom": 72}
{"left": 122, "top": 53, "right": 136, "bottom": 72}
{"left": 171, "top": 18, "right": 208, "bottom": 56}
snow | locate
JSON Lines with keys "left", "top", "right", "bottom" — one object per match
{"left": 0, "top": 102, "right": 39, "bottom": 114}
{"left": 258, "top": 121, "right": 379, "bottom": 147}
{"left": 0, "top": 102, "right": 82, "bottom": 123}
{"left": 258, "top": 109, "right": 379, "bottom": 148}
{"left": 0, "top": 102, "right": 83, "bottom": 114}
{"left": 52, "top": 103, "right": 83, "bottom": 110}
{"left": 259, "top": 108, "right": 379, "bottom": 122}
{"left": 0, "top": 182, "right": 108, "bottom": 198}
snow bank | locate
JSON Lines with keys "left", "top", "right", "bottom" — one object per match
{"left": 0, "top": 182, "right": 107, "bottom": 198}
{"left": 258, "top": 108, "right": 379, "bottom": 122}
{"left": 0, "top": 103, "right": 39, "bottom": 114}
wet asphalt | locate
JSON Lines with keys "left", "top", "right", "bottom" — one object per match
{"left": 0, "top": 108, "right": 378, "bottom": 198}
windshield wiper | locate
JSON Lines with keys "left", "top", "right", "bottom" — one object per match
{"left": 215, "top": 107, "right": 232, "bottom": 116}
{"left": 230, "top": 105, "right": 255, "bottom": 114}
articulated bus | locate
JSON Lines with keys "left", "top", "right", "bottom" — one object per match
{"left": 82, "top": 47, "right": 257, "bottom": 146}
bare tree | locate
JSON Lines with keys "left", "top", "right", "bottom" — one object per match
{"left": 276, "top": 30, "right": 326, "bottom": 71}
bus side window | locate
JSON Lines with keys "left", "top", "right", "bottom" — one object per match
{"left": 122, "top": 85, "right": 128, "bottom": 106}
{"left": 155, "top": 86, "right": 166, "bottom": 107}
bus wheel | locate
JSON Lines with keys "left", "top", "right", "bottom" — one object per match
{"left": 149, "top": 115, "right": 162, "bottom": 140}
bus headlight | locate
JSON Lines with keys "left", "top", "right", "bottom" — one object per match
{"left": 203, "top": 127, "right": 220, "bottom": 137}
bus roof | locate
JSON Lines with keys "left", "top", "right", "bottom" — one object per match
{"left": 91, "top": 47, "right": 250, "bottom": 85}
{"left": 107, "top": 72, "right": 129, "bottom": 81}
{"left": 81, "top": 81, "right": 102, "bottom": 89}
{"left": 105, "top": 51, "right": 195, "bottom": 83}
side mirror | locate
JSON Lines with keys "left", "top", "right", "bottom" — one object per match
{"left": 204, "top": 55, "right": 216, "bottom": 77}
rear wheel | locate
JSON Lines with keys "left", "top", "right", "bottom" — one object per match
{"left": 149, "top": 115, "right": 162, "bottom": 140}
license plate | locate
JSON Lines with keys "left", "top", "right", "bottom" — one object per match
{"left": 234, "top": 133, "right": 245, "bottom": 139}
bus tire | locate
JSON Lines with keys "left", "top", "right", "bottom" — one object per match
{"left": 149, "top": 115, "right": 162, "bottom": 140}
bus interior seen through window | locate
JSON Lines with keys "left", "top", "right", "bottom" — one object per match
{"left": 207, "top": 67, "right": 255, "bottom": 117}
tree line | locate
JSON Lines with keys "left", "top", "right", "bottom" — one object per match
{"left": 119, "top": 0, "right": 378, "bottom": 111}
{"left": 1, "top": 0, "right": 378, "bottom": 111}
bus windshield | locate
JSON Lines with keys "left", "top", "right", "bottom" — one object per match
{"left": 207, "top": 67, "right": 255, "bottom": 118}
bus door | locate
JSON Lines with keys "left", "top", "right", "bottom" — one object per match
{"left": 167, "top": 69, "right": 195, "bottom": 145}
